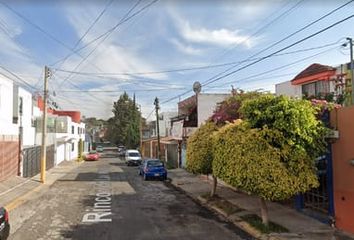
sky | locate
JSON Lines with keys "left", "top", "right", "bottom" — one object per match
{"left": 0, "top": 0, "right": 353, "bottom": 120}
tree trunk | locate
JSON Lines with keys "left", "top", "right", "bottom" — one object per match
{"left": 210, "top": 175, "right": 217, "bottom": 197}
{"left": 260, "top": 198, "right": 269, "bottom": 226}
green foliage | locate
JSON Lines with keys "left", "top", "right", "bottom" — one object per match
{"left": 240, "top": 95, "right": 328, "bottom": 160}
{"left": 240, "top": 214, "right": 289, "bottom": 234}
{"left": 186, "top": 122, "right": 218, "bottom": 175}
{"left": 107, "top": 92, "right": 141, "bottom": 148}
{"left": 213, "top": 122, "right": 319, "bottom": 201}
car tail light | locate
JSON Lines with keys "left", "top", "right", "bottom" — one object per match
{"left": 4, "top": 210, "right": 8, "bottom": 222}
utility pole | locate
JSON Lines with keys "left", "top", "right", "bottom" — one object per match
{"left": 154, "top": 97, "right": 161, "bottom": 159}
{"left": 139, "top": 105, "right": 143, "bottom": 154}
{"left": 40, "top": 66, "right": 50, "bottom": 183}
{"left": 347, "top": 37, "right": 354, "bottom": 105}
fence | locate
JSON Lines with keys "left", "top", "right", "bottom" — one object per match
{"left": 22, "top": 144, "right": 55, "bottom": 178}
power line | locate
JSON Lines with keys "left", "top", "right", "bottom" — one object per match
{"left": 52, "top": 0, "right": 115, "bottom": 70}
{"left": 206, "top": 46, "right": 339, "bottom": 89}
{"left": 161, "top": 1, "right": 354, "bottom": 104}
{"left": 57, "top": 0, "right": 154, "bottom": 88}
{"left": 0, "top": 1, "right": 105, "bottom": 73}
{"left": 51, "top": 0, "right": 158, "bottom": 67}
{"left": 51, "top": 41, "right": 340, "bottom": 76}
{"left": 203, "top": 15, "right": 354, "bottom": 88}
{"left": 215, "top": 0, "right": 305, "bottom": 61}
{"left": 0, "top": 65, "right": 37, "bottom": 91}
{"left": 57, "top": 87, "right": 186, "bottom": 93}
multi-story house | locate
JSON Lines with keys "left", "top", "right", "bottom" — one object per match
{"left": 0, "top": 75, "right": 37, "bottom": 181}
{"left": 170, "top": 93, "right": 230, "bottom": 168}
{"left": 276, "top": 62, "right": 353, "bottom": 105}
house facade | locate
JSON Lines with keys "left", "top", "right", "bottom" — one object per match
{"left": 276, "top": 62, "right": 353, "bottom": 105}
{"left": 170, "top": 93, "right": 229, "bottom": 168}
{"left": 0, "top": 74, "right": 88, "bottom": 181}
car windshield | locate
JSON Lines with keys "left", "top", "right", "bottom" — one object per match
{"left": 147, "top": 160, "right": 163, "bottom": 167}
{"left": 129, "top": 152, "right": 140, "bottom": 157}
{"left": 89, "top": 151, "right": 97, "bottom": 154}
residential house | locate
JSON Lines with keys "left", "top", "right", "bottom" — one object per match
{"left": 170, "top": 93, "right": 229, "bottom": 168}
{"left": 141, "top": 112, "right": 178, "bottom": 167}
{"left": 276, "top": 62, "right": 353, "bottom": 105}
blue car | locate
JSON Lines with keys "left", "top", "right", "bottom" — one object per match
{"left": 138, "top": 159, "right": 167, "bottom": 181}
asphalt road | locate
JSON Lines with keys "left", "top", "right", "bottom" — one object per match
{"left": 9, "top": 152, "right": 254, "bottom": 240}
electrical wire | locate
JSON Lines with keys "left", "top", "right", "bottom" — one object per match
{"left": 160, "top": 0, "right": 354, "bottom": 104}
{"left": 51, "top": 0, "right": 159, "bottom": 67}
{"left": 52, "top": 0, "right": 115, "bottom": 70}
{"left": 56, "top": 0, "right": 149, "bottom": 88}
{"left": 51, "top": 41, "right": 341, "bottom": 77}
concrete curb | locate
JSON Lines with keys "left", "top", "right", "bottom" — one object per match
{"left": 169, "top": 179, "right": 283, "bottom": 240}
{"left": 4, "top": 160, "right": 83, "bottom": 212}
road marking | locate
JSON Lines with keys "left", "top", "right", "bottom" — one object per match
{"left": 82, "top": 170, "right": 113, "bottom": 223}
{"left": 5, "top": 185, "right": 42, "bottom": 211}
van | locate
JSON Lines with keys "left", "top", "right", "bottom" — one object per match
{"left": 125, "top": 149, "right": 142, "bottom": 166}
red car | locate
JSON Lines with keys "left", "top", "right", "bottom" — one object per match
{"left": 85, "top": 151, "right": 99, "bottom": 161}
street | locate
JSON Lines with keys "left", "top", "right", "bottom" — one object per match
{"left": 8, "top": 152, "right": 253, "bottom": 240}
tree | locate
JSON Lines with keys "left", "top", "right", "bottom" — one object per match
{"left": 108, "top": 92, "right": 141, "bottom": 148}
{"left": 213, "top": 95, "right": 328, "bottom": 226}
{"left": 213, "top": 120, "right": 319, "bottom": 226}
{"left": 240, "top": 95, "right": 328, "bottom": 160}
{"left": 186, "top": 121, "right": 218, "bottom": 197}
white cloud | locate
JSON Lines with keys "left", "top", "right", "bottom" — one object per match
{"left": 177, "top": 19, "right": 253, "bottom": 48}
{"left": 170, "top": 38, "right": 203, "bottom": 55}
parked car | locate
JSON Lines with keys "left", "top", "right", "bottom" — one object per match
{"left": 96, "top": 146, "right": 103, "bottom": 152}
{"left": 139, "top": 159, "right": 167, "bottom": 181}
{"left": 0, "top": 207, "right": 10, "bottom": 240}
{"left": 125, "top": 149, "right": 142, "bottom": 166}
{"left": 84, "top": 151, "right": 100, "bottom": 161}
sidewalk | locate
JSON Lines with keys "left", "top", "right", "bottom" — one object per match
{"left": 168, "top": 168, "right": 354, "bottom": 240}
{"left": 0, "top": 160, "right": 83, "bottom": 211}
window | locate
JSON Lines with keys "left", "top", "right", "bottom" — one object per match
{"left": 302, "top": 81, "right": 330, "bottom": 97}
{"left": 71, "top": 126, "right": 74, "bottom": 134}
{"left": 72, "top": 143, "right": 75, "bottom": 152}
{"left": 77, "top": 127, "right": 80, "bottom": 134}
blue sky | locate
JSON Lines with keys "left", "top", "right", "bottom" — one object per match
{"left": 0, "top": 0, "right": 353, "bottom": 119}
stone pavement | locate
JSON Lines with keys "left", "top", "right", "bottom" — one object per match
{"left": 0, "top": 160, "right": 83, "bottom": 211}
{"left": 168, "top": 168, "right": 354, "bottom": 240}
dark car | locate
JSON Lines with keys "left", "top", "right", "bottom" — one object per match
{"left": 139, "top": 159, "right": 167, "bottom": 181}
{"left": 0, "top": 207, "right": 10, "bottom": 240}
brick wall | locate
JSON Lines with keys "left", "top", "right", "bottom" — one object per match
{"left": 0, "top": 135, "right": 19, "bottom": 182}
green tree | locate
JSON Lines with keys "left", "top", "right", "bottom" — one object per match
{"left": 213, "top": 120, "right": 319, "bottom": 226}
{"left": 240, "top": 95, "right": 328, "bottom": 160}
{"left": 108, "top": 92, "right": 141, "bottom": 148}
{"left": 213, "top": 95, "right": 328, "bottom": 226}
{"left": 186, "top": 121, "right": 218, "bottom": 197}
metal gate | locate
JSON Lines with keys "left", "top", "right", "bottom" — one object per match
{"left": 166, "top": 143, "right": 178, "bottom": 168}
{"left": 295, "top": 110, "right": 335, "bottom": 221}
{"left": 22, "top": 145, "right": 55, "bottom": 178}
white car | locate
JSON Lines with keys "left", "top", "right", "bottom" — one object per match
{"left": 125, "top": 150, "right": 142, "bottom": 166}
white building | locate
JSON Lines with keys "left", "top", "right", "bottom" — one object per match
{"left": 35, "top": 114, "right": 86, "bottom": 165}
{"left": 0, "top": 76, "right": 36, "bottom": 144}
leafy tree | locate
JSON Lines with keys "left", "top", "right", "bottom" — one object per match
{"left": 240, "top": 95, "right": 328, "bottom": 160}
{"left": 213, "top": 120, "right": 319, "bottom": 226}
{"left": 186, "top": 121, "right": 218, "bottom": 197}
{"left": 108, "top": 92, "right": 141, "bottom": 148}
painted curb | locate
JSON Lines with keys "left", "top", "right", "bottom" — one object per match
{"left": 170, "top": 179, "right": 283, "bottom": 240}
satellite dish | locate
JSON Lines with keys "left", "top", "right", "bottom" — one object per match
{"left": 193, "top": 81, "right": 201, "bottom": 94}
